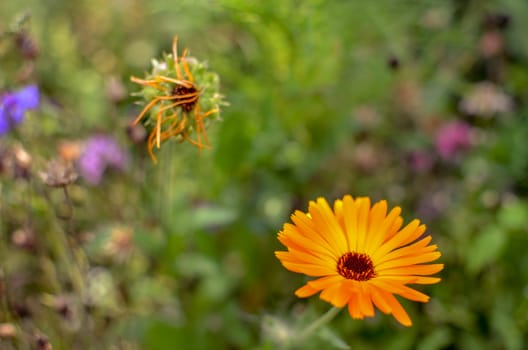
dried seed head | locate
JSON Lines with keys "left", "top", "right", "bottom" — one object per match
{"left": 11, "top": 227, "right": 36, "bottom": 251}
{"left": 459, "top": 81, "right": 513, "bottom": 117}
{"left": 13, "top": 145, "right": 32, "bottom": 179}
{"left": 39, "top": 159, "right": 78, "bottom": 187}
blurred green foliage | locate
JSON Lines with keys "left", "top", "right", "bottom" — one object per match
{"left": 2, "top": 0, "right": 528, "bottom": 349}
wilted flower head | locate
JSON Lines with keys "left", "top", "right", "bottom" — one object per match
{"left": 0, "top": 85, "right": 39, "bottom": 136}
{"left": 39, "top": 158, "right": 78, "bottom": 187}
{"left": 1, "top": 145, "right": 33, "bottom": 179}
{"left": 0, "top": 144, "right": 32, "bottom": 179}
{"left": 459, "top": 82, "right": 512, "bottom": 117}
{"left": 78, "top": 134, "right": 128, "bottom": 185}
{"left": 276, "top": 196, "right": 443, "bottom": 326}
{"left": 131, "top": 36, "right": 226, "bottom": 163}
{"left": 435, "top": 121, "right": 472, "bottom": 161}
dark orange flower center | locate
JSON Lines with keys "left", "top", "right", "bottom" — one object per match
{"left": 172, "top": 84, "right": 198, "bottom": 112}
{"left": 336, "top": 252, "right": 376, "bottom": 281}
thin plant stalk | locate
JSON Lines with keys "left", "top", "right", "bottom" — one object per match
{"left": 296, "top": 307, "right": 341, "bottom": 343}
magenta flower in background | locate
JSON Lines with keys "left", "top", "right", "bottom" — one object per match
{"left": 435, "top": 121, "right": 472, "bottom": 161}
{"left": 0, "top": 85, "right": 40, "bottom": 136}
{"left": 78, "top": 135, "right": 128, "bottom": 185}
{"left": 407, "top": 150, "right": 434, "bottom": 173}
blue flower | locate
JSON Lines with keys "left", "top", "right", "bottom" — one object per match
{"left": 0, "top": 85, "right": 40, "bottom": 136}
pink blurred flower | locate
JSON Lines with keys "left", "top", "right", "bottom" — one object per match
{"left": 435, "top": 121, "right": 472, "bottom": 161}
{"left": 78, "top": 135, "right": 128, "bottom": 185}
{"left": 407, "top": 150, "right": 434, "bottom": 173}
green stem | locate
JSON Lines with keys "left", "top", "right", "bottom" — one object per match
{"left": 61, "top": 185, "right": 74, "bottom": 233}
{"left": 40, "top": 185, "right": 85, "bottom": 297}
{"left": 296, "top": 307, "right": 341, "bottom": 342}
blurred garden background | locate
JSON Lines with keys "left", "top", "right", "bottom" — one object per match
{"left": 2, "top": 0, "right": 528, "bottom": 349}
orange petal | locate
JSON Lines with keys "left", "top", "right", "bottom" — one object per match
{"left": 370, "top": 279, "right": 429, "bottom": 302}
{"left": 342, "top": 195, "right": 358, "bottom": 251}
{"left": 384, "top": 214, "right": 404, "bottom": 242}
{"left": 358, "top": 284, "right": 375, "bottom": 317}
{"left": 376, "top": 252, "right": 442, "bottom": 270}
{"left": 372, "top": 221, "right": 424, "bottom": 262}
{"left": 375, "top": 236, "right": 435, "bottom": 265}
{"left": 413, "top": 276, "right": 441, "bottom": 284}
{"left": 370, "top": 286, "right": 391, "bottom": 314}
{"left": 274, "top": 251, "right": 335, "bottom": 271}
{"left": 278, "top": 224, "right": 337, "bottom": 260}
{"left": 356, "top": 197, "right": 371, "bottom": 252}
{"left": 376, "top": 275, "right": 442, "bottom": 285}
{"left": 347, "top": 293, "right": 364, "bottom": 319}
{"left": 377, "top": 263, "right": 444, "bottom": 276}
{"left": 291, "top": 211, "right": 342, "bottom": 258}
{"left": 280, "top": 261, "right": 335, "bottom": 276}
{"left": 333, "top": 198, "right": 345, "bottom": 232}
{"left": 309, "top": 198, "right": 348, "bottom": 255}
{"left": 397, "top": 223, "right": 427, "bottom": 247}
{"left": 364, "top": 200, "right": 388, "bottom": 252}
{"left": 333, "top": 198, "right": 345, "bottom": 213}
{"left": 367, "top": 206, "right": 402, "bottom": 253}
{"left": 376, "top": 248, "right": 441, "bottom": 269}
{"left": 307, "top": 275, "right": 344, "bottom": 290}
{"left": 320, "top": 281, "right": 349, "bottom": 307}
{"left": 381, "top": 291, "right": 412, "bottom": 327}
{"left": 295, "top": 283, "right": 319, "bottom": 298}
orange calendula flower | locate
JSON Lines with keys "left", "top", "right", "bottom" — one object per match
{"left": 275, "top": 195, "right": 443, "bottom": 326}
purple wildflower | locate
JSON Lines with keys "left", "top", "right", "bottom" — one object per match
{"left": 435, "top": 121, "right": 472, "bottom": 161}
{"left": 0, "top": 85, "right": 40, "bottom": 136}
{"left": 407, "top": 150, "right": 434, "bottom": 173}
{"left": 78, "top": 135, "right": 128, "bottom": 185}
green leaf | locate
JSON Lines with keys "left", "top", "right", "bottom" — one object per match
{"left": 417, "top": 327, "right": 453, "bottom": 350}
{"left": 191, "top": 204, "right": 238, "bottom": 230}
{"left": 497, "top": 199, "right": 528, "bottom": 232}
{"left": 465, "top": 225, "right": 507, "bottom": 274}
{"left": 492, "top": 299, "right": 523, "bottom": 350}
